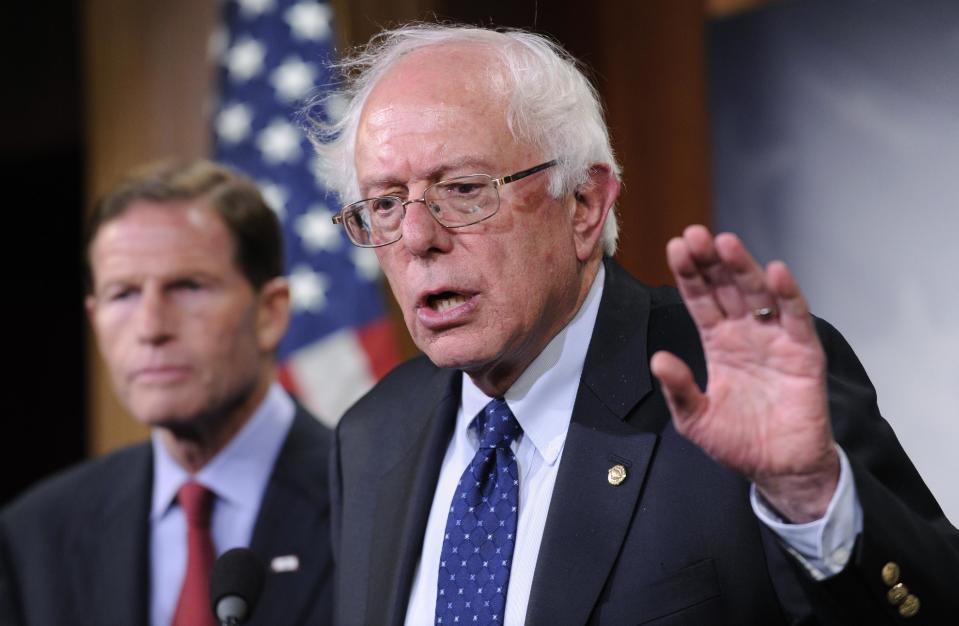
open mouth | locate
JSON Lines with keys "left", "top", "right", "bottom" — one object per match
{"left": 427, "top": 291, "right": 470, "bottom": 313}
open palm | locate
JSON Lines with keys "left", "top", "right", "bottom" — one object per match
{"left": 651, "top": 225, "right": 839, "bottom": 522}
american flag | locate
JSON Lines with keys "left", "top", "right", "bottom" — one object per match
{"left": 212, "top": 0, "right": 400, "bottom": 426}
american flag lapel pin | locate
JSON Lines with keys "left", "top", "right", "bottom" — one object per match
{"left": 270, "top": 554, "right": 300, "bottom": 573}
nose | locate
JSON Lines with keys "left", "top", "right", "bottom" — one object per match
{"left": 399, "top": 197, "right": 452, "bottom": 257}
{"left": 135, "top": 285, "right": 174, "bottom": 345}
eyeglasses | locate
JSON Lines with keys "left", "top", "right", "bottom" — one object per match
{"left": 332, "top": 159, "right": 558, "bottom": 248}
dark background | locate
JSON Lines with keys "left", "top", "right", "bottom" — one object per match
{"left": 2, "top": 3, "right": 86, "bottom": 504}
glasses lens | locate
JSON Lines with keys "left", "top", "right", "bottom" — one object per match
{"left": 343, "top": 198, "right": 403, "bottom": 247}
{"left": 425, "top": 175, "right": 497, "bottom": 227}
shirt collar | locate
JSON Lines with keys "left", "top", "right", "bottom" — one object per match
{"left": 150, "top": 382, "right": 295, "bottom": 520}
{"left": 460, "top": 264, "right": 605, "bottom": 466}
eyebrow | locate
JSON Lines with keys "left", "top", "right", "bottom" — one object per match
{"left": 360, "top": 157, "right": 496, "bottom": 195}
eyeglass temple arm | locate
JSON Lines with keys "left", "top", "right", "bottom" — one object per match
{"left": 496, "top": 159, "right": 559, "bottom": 186}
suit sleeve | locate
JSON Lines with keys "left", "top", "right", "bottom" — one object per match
{"left": 794, "top": 318, "right": 959, "bottom": 624}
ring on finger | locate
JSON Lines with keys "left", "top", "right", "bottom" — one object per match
{"left": 751, "top": 306, "right": 778, "bottom": 322}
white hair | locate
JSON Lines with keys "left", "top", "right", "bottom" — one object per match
{"left": 303, "top": 23, "right": 622, "bottom": 255}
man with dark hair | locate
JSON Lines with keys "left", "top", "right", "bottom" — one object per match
{"left": 314, "top": 24, "right": 959, "bottom": 625}
{"left": 0, "top": 159, "right": 334, "bottom": 625}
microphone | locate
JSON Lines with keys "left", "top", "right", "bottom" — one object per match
{"left": 209, "top": 548, "right": 265, "bottom": 625}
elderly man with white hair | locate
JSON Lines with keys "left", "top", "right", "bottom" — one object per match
{"left": 311, "top": 23, "right": 959, "bottom": 625}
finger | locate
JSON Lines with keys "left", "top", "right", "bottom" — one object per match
{"left": 766, "top": 260, "right": 818, "bottom": 343}
{"left": 714, "top": 232, "right": 778, "bottom": 321}
{"left": 665, "top": 234, "right": 724, "bottom": 328}
{"left": 683, "top": 226, "right": 748, "bottom": 319}
{"left": 650, "top": 350, "right": 707, "bottom": 431}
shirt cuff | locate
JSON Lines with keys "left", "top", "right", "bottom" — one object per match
{"left": 750, "top": 445, "right": 863, "bottom": 580}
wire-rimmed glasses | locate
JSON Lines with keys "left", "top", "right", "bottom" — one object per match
{"left": 331, "top": 160, "right": 558, "bottom": 248}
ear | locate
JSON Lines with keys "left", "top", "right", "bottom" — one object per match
{"left": 571, "top": 163, "right": 620, "bottom": 262}
{"left": 85, "top": 294, "right": 97, "bottom": 321}
{"left": 254, "top": 277, "right": 291, "bottom": 353}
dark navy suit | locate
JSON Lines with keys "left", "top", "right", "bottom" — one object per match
{"left": 0, "top": 406, "right": 334, "bottom": 626}
{"left": 331, "top": 259, "right": 959, "bottom": 625}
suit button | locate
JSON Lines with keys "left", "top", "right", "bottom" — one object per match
{"left": 898, "top": 594, "right": 920, "bottom": 618}
{"left": 887, "top": 583, "right": 908, "bottom": 605}
{"left": 882, "top": 561, "right": 900, "bottom": 586}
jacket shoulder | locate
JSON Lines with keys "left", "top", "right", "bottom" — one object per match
{"left": 0, "top": 442, "right": 152, "bottom": 534}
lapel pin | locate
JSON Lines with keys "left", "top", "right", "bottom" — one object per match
{"left": 607, "top": 464, "right": 627, "bottom": 486}
{"left": 270, "top": 554, "right": 300, "bottom": 573}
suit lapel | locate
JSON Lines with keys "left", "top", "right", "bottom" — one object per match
{"left": 366, "top": 371, "right": 460, "bottom": 626}
{"left": 526, "top": 260, "right": 663, "bottom": 625}
{"left": 249, "top": 409, "right": 333, "bottom": 625}
{"left": 81, "top": 445, "right": 152, "bottom": 625}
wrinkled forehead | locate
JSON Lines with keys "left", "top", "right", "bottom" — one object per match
{"left": 355, "top": 44, "right": 534, "bottom": 181}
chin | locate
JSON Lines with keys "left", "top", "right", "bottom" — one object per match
{"left": 420, "top": 337, "right": 499, "bottom": 373}
{"left": 127, "top": 395, "right": 205, "bottom": 430}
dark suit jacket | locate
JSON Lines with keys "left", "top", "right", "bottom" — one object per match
{"left": 331, "top": 259, "right": 959, "bottom": 625}
{"left": 0, "top": 405, "right": 334, "bottom": 626}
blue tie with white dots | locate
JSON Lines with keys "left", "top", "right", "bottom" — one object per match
{"left": 435, "top": 398, "right": 522, "bottom": 625}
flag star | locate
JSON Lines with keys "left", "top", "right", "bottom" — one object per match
{"left": 324, "top": 93, "right": 350, "bottom": 124}
{"left": 216, "top": 103, "right": 254, "bottom": 144}
{"left": 271, "top": 56, "right": 318, "bottom": 102}
{"left": 285, "top": 1, "right": 332, "bottom": 41}
{"left": 258, "top": 182, "right": 289, "bottom": 219}
{"left": 226, "top": 36, "right": 266, "bottom": 82}
{"left": 237, "top": 0, "right": 276, "bottom": 18}
{"left": 349, "top": 246, "right": 381, "bottom": 281}
{"left": 257, "top": 118, "right": 303, "bottom": 164}
{"left": 288, "top": 265, "right": 329, "bottom": 312}
{"left": 295, "top": 204, "right": 342, "bottom": 252}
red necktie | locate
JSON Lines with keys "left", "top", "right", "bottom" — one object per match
{"left": 172, "top": 482, "right": 217, "bottom": 626}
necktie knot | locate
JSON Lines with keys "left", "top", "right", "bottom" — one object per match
{"left": 178, "top": 481, "right": 213, "bottom": 529}
{"left": 474, "top": 398, "right": 522, "bottom": 450}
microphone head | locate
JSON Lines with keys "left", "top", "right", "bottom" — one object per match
{"left": 210, "top": 548, "right": 265, "bottom": 623}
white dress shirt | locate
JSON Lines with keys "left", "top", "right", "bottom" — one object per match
{"left": 149, "top": 383, "right": 295, "bottom": 626}
{"left": 405, "top": 265, "right": 863, "bottom": 625}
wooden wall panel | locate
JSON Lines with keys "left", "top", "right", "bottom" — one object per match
{"left": 84, "top": 0, "right": 218, "bottom": 455}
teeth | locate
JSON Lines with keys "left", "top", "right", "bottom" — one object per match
{"left": 432, "top": 294, "right": 468, "bottom": 313}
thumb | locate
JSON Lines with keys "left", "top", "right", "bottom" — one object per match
{"left": 650, "top": 350, "right": 706, "bottom": 433}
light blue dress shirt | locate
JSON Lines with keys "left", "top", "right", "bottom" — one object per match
{"left": 149, "top": 383, "right": 295, "bottom": 626}
{"left": 405, "top": 265, "right": 863, "bottom": 625}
